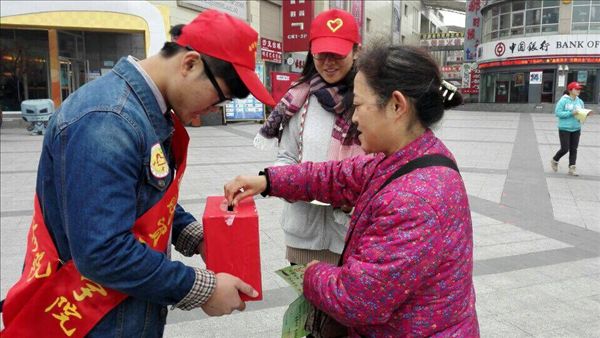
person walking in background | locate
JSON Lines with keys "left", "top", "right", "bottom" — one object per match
{"left": 550, "top": 81, "right": 586, "bottom": 176}
{"left": 1, "top": 10, "right": 275, "bottom": 337}
{"left": 226, "top": 42, "right": 478, "bottom": 337}
{"left": 254, "top": 9, "right": 363, "bottom": 266}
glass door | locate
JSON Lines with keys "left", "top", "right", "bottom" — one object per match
{"left": 541, "top": 70, "right": 554, "bottom": 103}
{"left": 495, "top": 81, "right": 509, "bottom": 102}
{"left": 59, "top": 57, "right": 73, "bottom": 101}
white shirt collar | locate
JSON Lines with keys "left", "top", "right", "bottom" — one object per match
{"left": 126, "top": 55, "right": 168, "bottom": 114}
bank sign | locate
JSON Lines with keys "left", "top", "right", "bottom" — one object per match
{"left": 478, "top": 35, "right": 600, "bottom": 63}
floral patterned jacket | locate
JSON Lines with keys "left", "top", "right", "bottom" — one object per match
{"left": 267, "top": 129, "right": 479, "bottom": 337}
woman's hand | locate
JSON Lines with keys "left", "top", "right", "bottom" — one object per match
{"left": 306, "top": 260, "right": 320, "bottom": 268}
{"left": 224, "top": 175, "right": 267, "bottom": 206}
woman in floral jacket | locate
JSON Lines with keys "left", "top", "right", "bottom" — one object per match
{"left": 225, "top": 43, "right": 479, "bottom": 337}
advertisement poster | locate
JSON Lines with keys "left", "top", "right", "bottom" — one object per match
{"left": 224, "top": 63, "right": 265, "bottom": 122}
{"left": 529, "top": 71, "right": 543, "bottom": 85}
{"left": 514, "top": 73, "right": 524, "bottom": 87}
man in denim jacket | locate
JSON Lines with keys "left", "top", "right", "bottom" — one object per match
{"left": 1, "top": 10, "right": 275, "bottom": 337}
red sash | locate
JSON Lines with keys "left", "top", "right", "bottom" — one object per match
{"left": 1, "top": 114, "right": 189, "bottom": 338}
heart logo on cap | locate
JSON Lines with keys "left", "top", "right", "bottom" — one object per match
{"left": 327, "top": 18, "right": 343, "bottom": 33}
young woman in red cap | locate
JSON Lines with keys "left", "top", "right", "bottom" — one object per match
{"left": 550, "top": 81, "right": 587, "bottom": 176}
{"left": 254, "top": 9, "right": 364, "bottom": 268}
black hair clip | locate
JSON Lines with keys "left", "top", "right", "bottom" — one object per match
{"left": 439, "top": 80, "right": 458, "bottom": 102}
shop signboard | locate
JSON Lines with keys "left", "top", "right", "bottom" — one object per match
{"left": 224, "top": 63, "right": 265, "bottom": 122}
{"left": 478, "top": 35, "right": 600, "bottom": 63}
{"left": 461, "top": 62, "right": 480, "bottom": 94}
{"left": 420, "top": 37, "right": 464, "bottom": 48}
{"left": 282, "top": 0, "right": 313, "bottom": 52}
{"left": 441, "top": 65, "right": 462, "bottom": 80}
{"left": 464, "top": 0, "right": 483, "bottom": 62}
{"left": 261, "top": 37, "right": 283, "bottom": 64}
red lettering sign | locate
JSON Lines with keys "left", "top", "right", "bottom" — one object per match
{"left": 260, "top": 37, "right": 283, "bottom": 63}
{"left": 283, "top": 0, "right": 314, "bottom": 52}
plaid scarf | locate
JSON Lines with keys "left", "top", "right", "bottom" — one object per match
{"left": 257, "top": 74, "right": 360, "bottom": 147}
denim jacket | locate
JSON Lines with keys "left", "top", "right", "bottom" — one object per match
{"left": 35, "top": 58, "right": 198, "bottom": 337}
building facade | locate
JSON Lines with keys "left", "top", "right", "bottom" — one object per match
{"left": 0, "top": 1, "right": 171, "bottom": 111}
{"left": 477, "top": 0, "right": 600, "bottom": 105}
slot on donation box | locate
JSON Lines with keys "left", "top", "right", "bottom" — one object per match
{"left": 203, "top": 196, "right": 262, "bottom": 301}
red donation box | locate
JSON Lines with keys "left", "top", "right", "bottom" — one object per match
{"left": 202, "top": 196, "right": 262, "bottom": 301}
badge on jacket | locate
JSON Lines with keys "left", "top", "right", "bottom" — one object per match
{"left": 150, "top": 143, "right": 169, "bottom": 178}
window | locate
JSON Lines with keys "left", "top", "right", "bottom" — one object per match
{"left": 413, "top": 8, "right": 419, "bottom": 32}
{"left": 367, "top": 18, "right": 371, "bottom": 33}
{"left": 481, "top": 71, "right": 531, "bottom": 103}
{"left": 512, "top": 1, "right": 525, "bottom": 11}
{"left": 483, "top": 0, "right": 560, "bottom": 41}
{"left": 404, "top": 4, "right": 408, "bottom": 17}
{"left": 0, "top": 29, "right": 50, "bottom": 111}
{"left": 572, "top": 0, "right": 600, "bottom": 32}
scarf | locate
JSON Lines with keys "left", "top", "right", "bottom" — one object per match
{"left": 254, "top": 74, "right": 363, "bottom": 161}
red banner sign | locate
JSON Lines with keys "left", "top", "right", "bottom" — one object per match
{"left": 282, "top": 0, "right": 314, "bottom": 52}
{"left": 270, "top": 72, "right": 300, "bottom": 103}
{"left": 479, "top": 56, "right": 600, "bottom": 69}
{"left": 261, "top": 37, "right": 283, "bottom": 63}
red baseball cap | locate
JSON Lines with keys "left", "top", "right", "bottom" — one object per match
{"left": 310, "top": 9, "right": 360, "bottom": 56}
{"left": 176, "top": 10, "right": 276, "bottom": 106}
{"left": 567, "top": 82, "right": 583, "bottom": 91}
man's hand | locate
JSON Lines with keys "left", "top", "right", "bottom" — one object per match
{"left": 200, "top": 273, "right": 258, "bottom": 316}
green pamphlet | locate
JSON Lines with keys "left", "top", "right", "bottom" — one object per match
{"left": 281, "top": 295, "right": 310, "bottom": 338}
{"left": 275, "top": 264, "right": 306, "bottom": 294}
{"left": 277, "top": 265, "right": 310, "bottom": 338}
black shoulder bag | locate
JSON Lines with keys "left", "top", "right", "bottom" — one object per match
{"left": 305, "top": 154, "right": 459, "bottom": 338}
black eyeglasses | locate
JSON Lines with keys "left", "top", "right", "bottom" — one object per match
{"left": 200, "top": 56, "right": 231, "bottom": 106}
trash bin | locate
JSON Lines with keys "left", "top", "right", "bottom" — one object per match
{"left": 21, "top": 99, "right": 54, "bottom": 135}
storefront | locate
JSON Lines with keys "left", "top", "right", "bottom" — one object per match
{"left": 0, "top": 1, "right": 170, "bottom": 111}
{"left": 476, "top": 0, "right": 600, "bottom": 106}
{"left": 478, "top": 34, "right": 600, "bottom": 104}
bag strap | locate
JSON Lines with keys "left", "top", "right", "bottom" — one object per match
{"left": 376, "top": 154, "right": 459, "bottom": 195}
{"left": 337, "top": 154, "right": 459, "bottom": 266}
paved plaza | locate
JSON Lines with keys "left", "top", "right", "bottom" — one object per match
{"left": 1, "top": 110, "right": 599, "bottom": 337}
